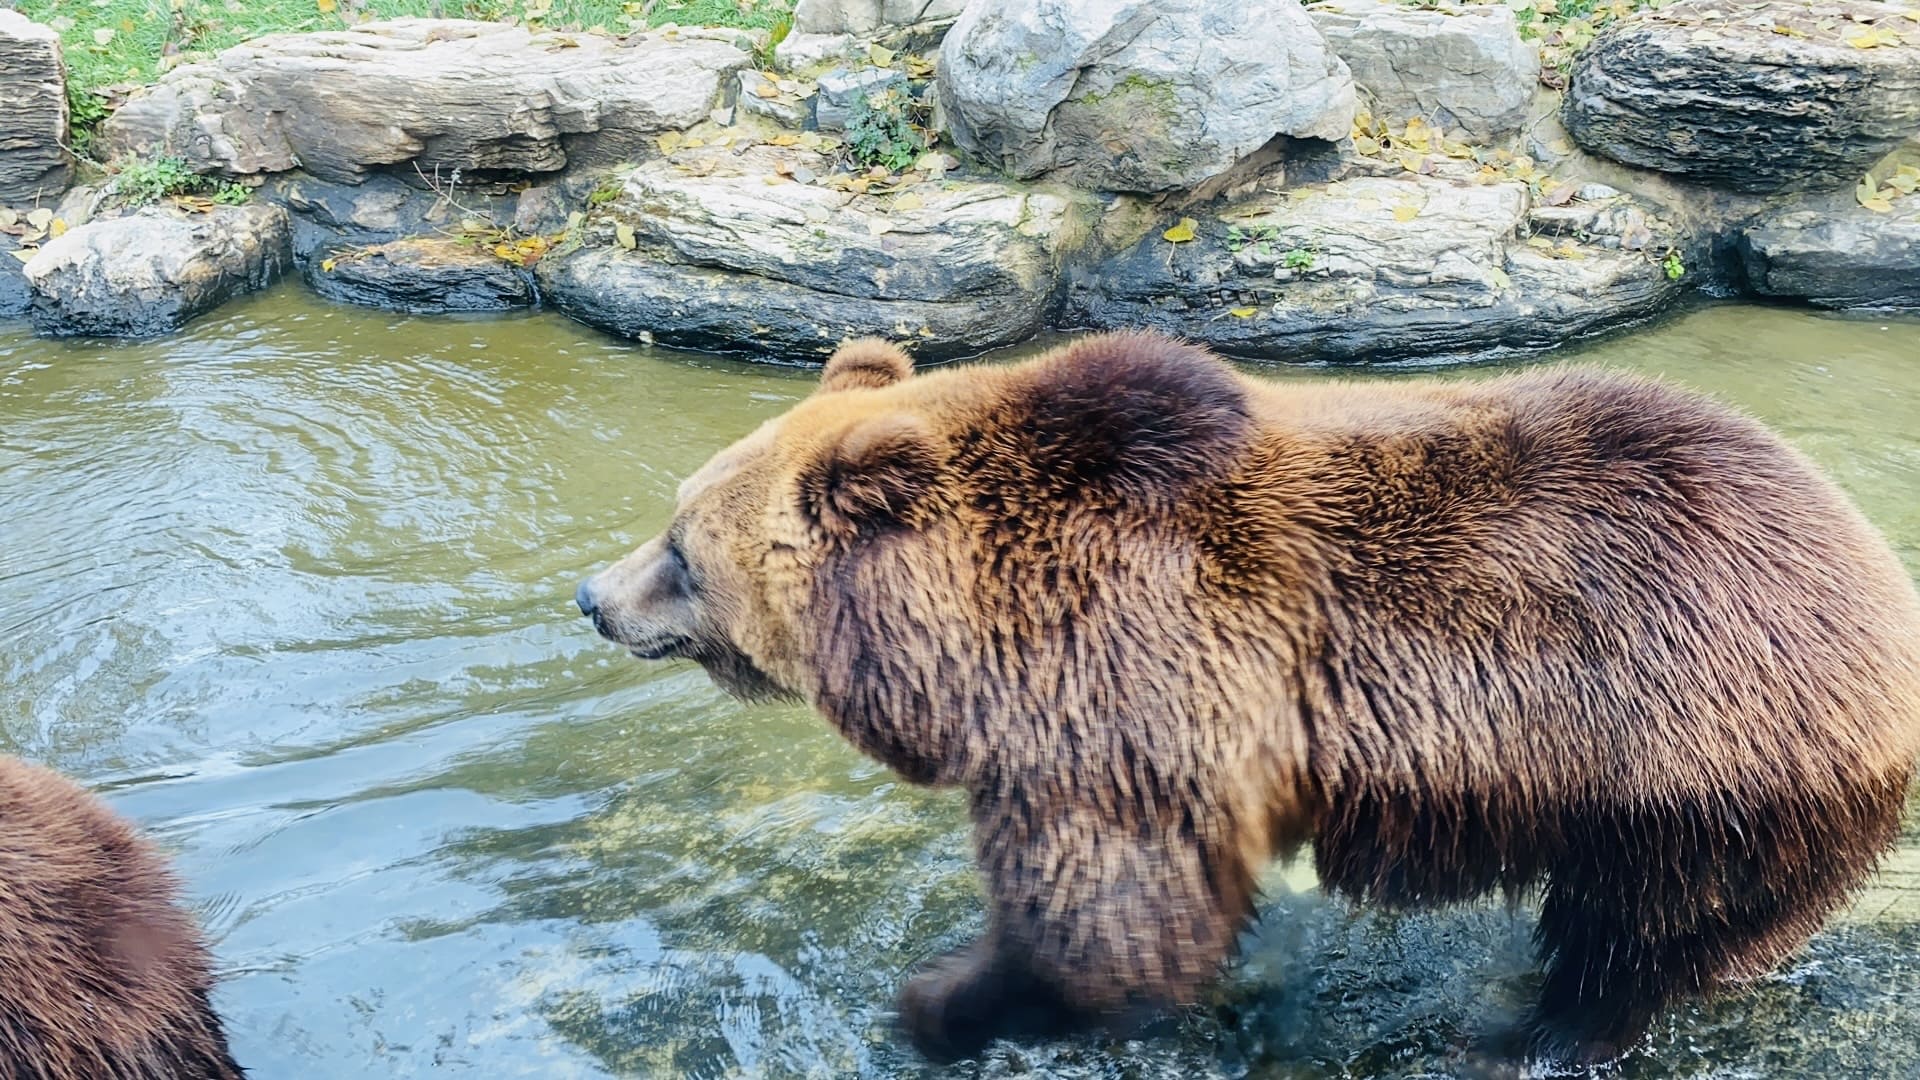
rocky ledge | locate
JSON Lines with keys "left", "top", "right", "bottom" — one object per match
{"left": 541, "top": 140, "right": 1079, "bottom": 360}
{"left": 4, "top": 3, "right": 1919, "bottom": 353}
{"left": 1067, "top": 173, "right": 1687, "bottom": 362}
{"left": 102, "top": 20, "right": 750, "bottom": 183}
{"left": 1564, "top": 0, "right": 1920, "bottom": 193}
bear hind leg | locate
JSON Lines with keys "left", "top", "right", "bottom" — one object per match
{"left": 1526, "top": 782, "right": 1906, "bottom": 1064}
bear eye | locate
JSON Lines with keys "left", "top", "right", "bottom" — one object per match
{"left": 665, "top": 532, "right": 697, "bottom": 592}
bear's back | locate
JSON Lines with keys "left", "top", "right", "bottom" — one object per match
{"left": 1251, "top": 366, "right": 1920, "bottom": 802}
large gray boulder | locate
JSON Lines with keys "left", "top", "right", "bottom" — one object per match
{"left": 938, "top": 0, "right": 1355, "bottom": 192}
{"left": 793, "top": 0, "right": 965, "bottom": 35}
{"left": 23, "top": 204, "right": 291, "bottom": 337}
{"left": 538, "top": 142, "right": 1078, "bottom": 361}
{"left": 1742, "top": 204, "right": 1920, "bottom": 310}
{"left": 0, "top": 12, "right": 73, "bottom": 205}
{"left": 1307, "top": 0, "right": 1539, "bottom": 143}
{"left": 102, "top": 20, "right": 749, "bottom": 184}
{"left": 1564, "top": 0, "right": 1920, "bottom": 192}
{"left": 1063, "top": 174, "right": 1686, "bottom": 362}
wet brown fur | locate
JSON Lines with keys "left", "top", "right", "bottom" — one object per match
{"left": 579, "top": 332, "right": 1920, "bottom": 1064}
{"left": 0, "top": 757, "right": 243, "bottom": 1080}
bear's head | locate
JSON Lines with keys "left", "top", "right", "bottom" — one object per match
{"left": 576, "top": 333, "right": 1254, "bottom": 782}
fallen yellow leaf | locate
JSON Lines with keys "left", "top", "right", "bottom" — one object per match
{"left": 48, "top": 218, "right": 66, "bottom": 238}
{"left": 655, "top": 131, "right": 684, "bottom": 154}
{"left": 1162, "top": 217, "right": 1198, "bottom": 243}
{"left": 892, "top": 192, "right": 925, "bottom": 212}
{"left": 1229, "top": 307, "right": 1258, "bottom": 318}
{"left": 615, "top": 223, "right": 637, "bottom": 249}
{"left": 320, "top": 257, "right": 336, "bottom": 272}
{"left": 316, "top": 0, "right": 337, "bottom": 12}
{"left": 1392, "top": 203, "right": 1419, "bottom": 222}
{"left": 868, "top": 43, "right": 896, "bottom": 67}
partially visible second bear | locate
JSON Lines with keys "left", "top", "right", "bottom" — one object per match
{"left": 0, "top": 756, "right": 243, "bottom": 1078}
{"left": 576, "top": 333, "right": 1920, "bottom": 1064}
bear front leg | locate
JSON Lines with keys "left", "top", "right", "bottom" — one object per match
{"left": 899, "top": 792, "right": 1254, "bottom": 1062}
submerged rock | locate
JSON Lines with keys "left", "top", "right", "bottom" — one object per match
{"left": 1742, "top": 204, "right": 1920, "bottom": 310}
{"left": 1564, "top": 0, "right": 1920, "bottom": 193}
{"left": 539, "top": 142, "right": 1078, "bottom": 361}
{"left": 23, "top": 204, "right": 290, "bottom": 337}
{"left": 1063, "top": 175, "right": 1685, "bottom": 362}
{"left": 102, "top": 20, "right": 748, "bottom": 184}
{"left": 0, "top": 11, "right": 73, "bottom": 205}
{"left": 1307, "top": 0, "right": 1539, "bottom": 143}
{"left": 306, "top": 237, "right": 535, "bottom": 314}
{"left": 938, "top": 0, "right": 1355, "bottom": 192}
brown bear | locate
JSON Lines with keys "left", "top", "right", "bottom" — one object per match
{"left": 574, "top": 332, "right": 1920, "bottom": 1065}
{"left": 0, "top": 756, "right": 243, "bottom": 1079}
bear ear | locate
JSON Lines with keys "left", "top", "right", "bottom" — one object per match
{"left": 1012, "top": 332, "right": 1251, "bottom": 496}
{"left": 819, "top": 338, "right": 914, "bottom": 393}
{"left": 801, "top": 412, "right": 947, "bottom": 535}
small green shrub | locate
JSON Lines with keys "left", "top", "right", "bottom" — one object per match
{"left": 1226, "top": 224, "right": 1284, "bottom": 256}
{"left": 1662, "top": 247, "right": 1685, "bottom": 280}
{"left": 66, "top": 85, "right": 110, "bottom": 158}
{"left": 1282, "top": 247, "right": 1316, "bottom": 272}
{"left": 846, "top": 88, "right": 929, "bottom": 173}
{"left": 111, "top": 156, "right": 249, "bottom": 207}
{"left": 749, "top": 14, "right": 792, "bottom": 69}
{"left": 113, "top": 156, "right": 203, "bottom": 205}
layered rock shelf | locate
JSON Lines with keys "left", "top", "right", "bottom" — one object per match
{"left": 3, "top": 1, "right": 1918, "bottom": 351}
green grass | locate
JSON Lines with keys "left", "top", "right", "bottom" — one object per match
{"left": 17, "top": 0, "right": 793, "bottom": 100}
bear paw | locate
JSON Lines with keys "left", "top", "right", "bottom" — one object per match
{"left": 896, "top": 942, "right": 1081, "bottom": 1063}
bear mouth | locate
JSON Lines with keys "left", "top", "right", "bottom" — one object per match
{"left": 626, "top": 635, "right": 691, "bottom": 661}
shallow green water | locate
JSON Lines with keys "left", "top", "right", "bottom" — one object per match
{"left": 1, "top": 290, "right": 1915, "bottom": 1079}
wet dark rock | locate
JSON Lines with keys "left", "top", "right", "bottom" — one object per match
{"left": 259, "top": 172, "right": 518, "bottom": 262}
{"left": 306, "top": 238, "right": 535, "bottom": 314}
{"left": 1564, "top": 0, "right": 1920, "bottom": 193}
{"left": 22, "top": 203, "right": 290, "bottom": 337}
{"left": 0, "top": 12, "right": 72, "bottom": 206}
{"left": 0, "top": 235, "right": 30, "bottom": 318}
{"left": 1062, "top": 174, "right": 1687, "bottom": 363}
{"left": 1742, "top": 204, "right": 1920, "bottom": 310}
{"left": 540, "top": 142, "right": 1078, "bottom": 362}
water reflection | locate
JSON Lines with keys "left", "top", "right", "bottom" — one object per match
{"left": 0, "top": 292, "right": 1914, "bottom": 1077}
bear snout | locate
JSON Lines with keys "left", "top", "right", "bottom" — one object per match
{"left": 575, "top": 537, "right": 699, "bottom": 660}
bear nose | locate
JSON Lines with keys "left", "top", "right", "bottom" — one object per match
{"left": 574, "top": 577, "right": 599, "bottom": 618}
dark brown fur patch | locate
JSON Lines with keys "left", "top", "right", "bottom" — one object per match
{"left": 0, "top": 757, "right": 243, "bottom": 1079}
{"left": 1000, "top": 331, "right": 1252, "bottom": 500}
